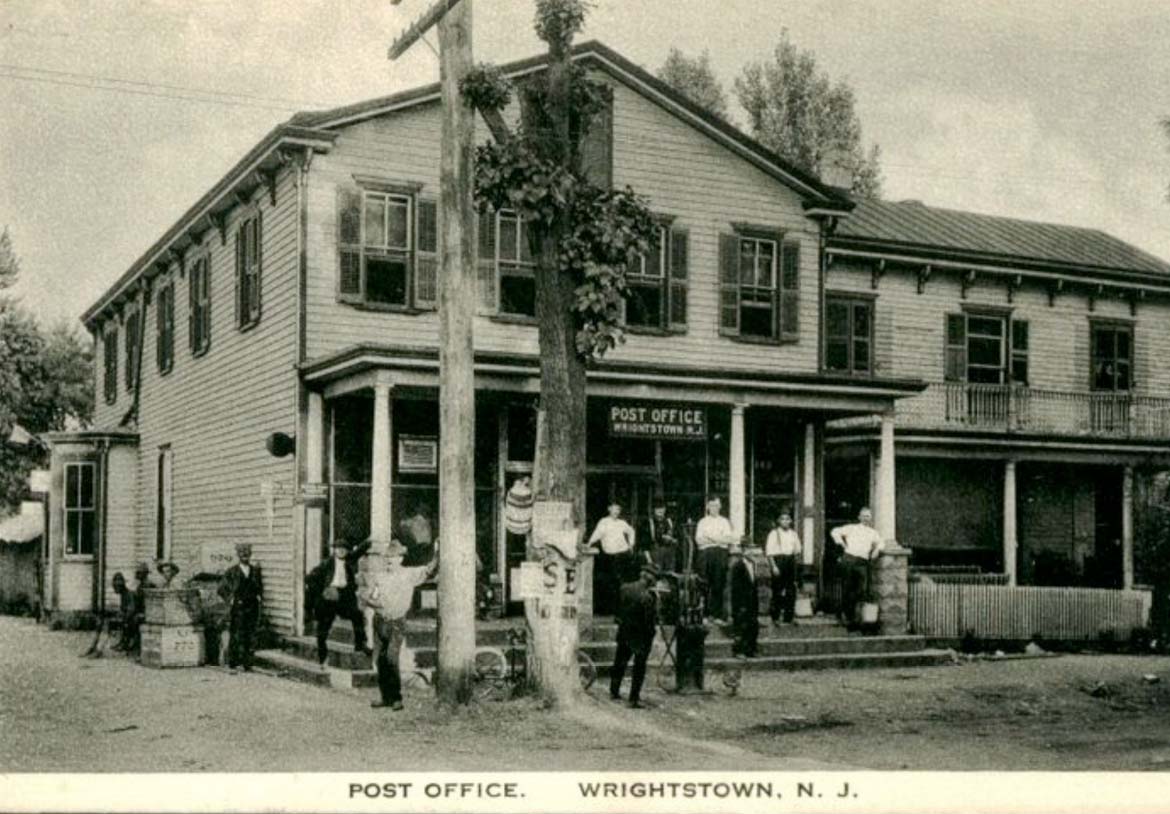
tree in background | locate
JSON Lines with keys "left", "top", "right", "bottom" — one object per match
{"left": 733, "top": 29, "right": 882, "bottom": 198}
{"left": 0, "top": 227, "right": 20, "bottom": 290}
{"left": 656, "top": 48, "right": 729, "bottom": 120}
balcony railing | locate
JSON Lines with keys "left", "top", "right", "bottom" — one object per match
{"left": 891, "top": 383, "right": 1170, "bottom": 439}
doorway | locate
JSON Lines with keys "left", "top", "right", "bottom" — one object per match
{"left": 586, "top": 471, "right": 657, "bottom": 615}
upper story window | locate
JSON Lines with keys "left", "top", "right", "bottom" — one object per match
{"left": 64, "top": 461, "right": 96, "bottom": 557}
{"left": 1091, "top": 321, "right": 1132, "bottom": 392}
{"left": 236, "top": 212, "right": 262, "bottom": 329}
{"left": 189, "top": 253, "right": 211, "bottom": 356}
{"left": 103, "top": 326, "right": 118, "bottom": 405}
{"left": 825, "top": 295, "right": 873, "bottom": 375}
{"left": 477, "top": 208, "right": 536, "bottom": 319}
{"left": 156, "top": 279, "right": 174, "bottom": 375}
{"left": 719, "top": 230, "right": 800, "bottom": 342}
{"left": 124, "top": 306, "right": 140, "bottom": 394}
{"left": 338, "top": 188, "right": 437, "bottom": 310}
{"left": 944, "top": 311, "right": 1028, "bottom": 385}
{"left": 624, "top": 224, "right": 689, "bottom": 332}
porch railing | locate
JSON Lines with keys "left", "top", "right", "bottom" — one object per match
{"left": 892, "top": 383, "right": 1170, "bottom": 439}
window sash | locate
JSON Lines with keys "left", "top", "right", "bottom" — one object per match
{"left": 63, "top": 462, "right": 96, "bottom": 557}
{"left": 123, "top": 309, "right": 139, "bottom": 392}
{"left": 624, "top": 226, "right": 671, "bottom": 329}
{"left": 189, "top": 256, "right": 211, "bottom": 355}
{"left": 490, "top": 209, "right": 537, "bottom": 317}
{"left": 237, "top": 214, "right": 262, "bottom": 327}
{"left": 156, "top": 282, "right": 174, "bottom": 374}
{"left": 1091, "top": 324, "right": 1133, "bottom": 392}
{"left": 825, "top": 297, "right": 873, "bottom": 374}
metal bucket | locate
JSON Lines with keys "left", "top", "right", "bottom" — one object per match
{"left": 859, "top": 602, "right": 880, "bottom": 625}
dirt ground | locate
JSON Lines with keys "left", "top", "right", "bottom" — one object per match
{"left": 3, "top": 615, "right": 1170, "bottom": 772}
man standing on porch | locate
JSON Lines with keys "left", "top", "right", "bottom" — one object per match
{"left": 695, "top": 496, "right": 739, "bottom": 624}
{"left": 588, "top": 501, "right": 636, "bottom": 616}
{"left": 765, "top": 511, "right": 801, "bottom": 625}
{"left": 830, "top": 507, "right": 883, "bottom": 627}
{"left": 305, "top": 539, "right": 372, "bottom": 669}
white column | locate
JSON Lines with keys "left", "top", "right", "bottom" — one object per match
{"left": 875, "top": 411, "right": 897, "bottom": 543}
{"left": 370, "top": 377, "right": 393, "bottom": 544}
{"left": 801, "top": 422, "right": 817, "bottom": 566}
{"left": 1003, "top": 459, "right": 1018, "bottom": 586}
{"left": 1122, "top": 465, "right": 1134, "bottom": 590}
{"left": 729, "top": 404, "right": 747, "bottom": 538}
{"left": 304, "top": 391, "right": 326, "bottom": 573}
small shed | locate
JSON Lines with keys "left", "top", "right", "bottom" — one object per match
{"left": 0, "top": 500, "right": 45, "bottom": 615}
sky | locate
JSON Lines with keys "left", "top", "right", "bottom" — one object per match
{"left": 2, "top": 0, "right": 1169, "bottom": 328}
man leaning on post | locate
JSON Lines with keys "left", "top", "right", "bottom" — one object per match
{"left": 829, "top": 507, "right": 883, "bottom": 628}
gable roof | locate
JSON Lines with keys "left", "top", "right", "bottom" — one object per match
{"left": 291, "top": 39, "right": 853, "bottom": 212}
{"left": 832, "top": 197, "right": 1170, "bottom": 281}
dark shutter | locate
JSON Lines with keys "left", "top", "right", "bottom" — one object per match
{"left": 200, "top": 259, "right": 211, "bottom": 353}
{"left": 825, "top": 298, "right": 850, "bottom": 372}
{"left": 188, "top": 259, "right": 197, "bottom": 353}
{"left": 414, "top": 198, "right": 439, "bottom": 310}
{"left": 124, "top": 309, "right": 138, "bottom": 392}
{"left": 156, "top": 282, "right": 173, "bottom": 374}
{"left": 944, "top": 313, "right": 967, "bottom": 382}
{"left": 338, "top": 188, "right": 363, "bottom": 301}
{"left": 718, "top": 233, "right": 740, "bottom": 334}
{"left": 779, "top": 240, "right": 801, "bottom": 341}
{"left": 668, "top": 227, "right": 688, "bottom": 330}
{"left": 104, "top": 328, "right": 118, "bottom": 404}
{"left": 476, "top": 209, "right": 498, "bottom": 313}
{"left": 579, "top": 95, "right": 613, "bottom": 189}
{"left": 1010, "top": 319, "right": 1029, "bottom": 385}
{"left": 234, "top": 222, "right": 244, "bottom": 327}
{"left": 249, "top": 212, "right": 262, "bottom": 324}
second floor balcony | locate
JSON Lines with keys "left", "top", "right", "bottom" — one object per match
{"left": 841, "top": 382, "right": 1170, "bottom": 441}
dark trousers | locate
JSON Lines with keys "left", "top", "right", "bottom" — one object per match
{"left": 697, "top": 547, "right": 729, "bottom": 619}
{"left": 228, "top": 603, "right": 260, "bottom": 669}
{"left": 373, "top": 614, "right": 406, "bottom": 705}
{"left": 596, "top": 551, "right": 635, "bottom": 616}
{"left": 610, "top": 635, "right": 651, "bottom": 703}
{"left": 838, "top": 554, "right": 869, "bottom": 625}
{"left": 769, "top": 555, "right": 798, "bottom": 622}
{"left": 314, "top": 597, "right": 366, "bottom": 664}
{"left": 732, "top": 610, "right": 759, "bottom": 657}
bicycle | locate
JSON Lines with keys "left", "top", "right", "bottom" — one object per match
{"left": 470, "top": 626, "right": 597, "bottom": 700}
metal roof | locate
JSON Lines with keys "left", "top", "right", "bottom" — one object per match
{"left": 834, "top": 198, "right": 1170, "bottom": 278}
{"left": 0, "top": 502, "right": 43, "bottom": 545}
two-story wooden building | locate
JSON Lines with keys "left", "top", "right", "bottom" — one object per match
{"left": 45, "top": 42, "right": 925, "bottom": 633}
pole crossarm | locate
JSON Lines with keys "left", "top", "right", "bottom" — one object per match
{"left": 388, "top": 0, "right": 466, "bottom": 60}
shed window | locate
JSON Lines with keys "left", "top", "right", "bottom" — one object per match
{"left": 64, "top": 461, "right": 97, "bottom": 557}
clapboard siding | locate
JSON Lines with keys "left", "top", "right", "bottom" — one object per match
{"left": 102, "top": 444, "right": 138, "bottom": 609}
{"left": 305, "top": 75, "right": 821, "bottom": 372}
{"left": 827, "top": 258, "right": 1170, "bottom": 397}
{"left": 124, "top": 168, "right": 300, "bottom": 634}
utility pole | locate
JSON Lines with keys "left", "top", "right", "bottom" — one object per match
{"left": 389, "top": 0, "right": 477, "bottom": 704}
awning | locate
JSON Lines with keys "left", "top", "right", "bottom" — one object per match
{"left": 0, "top": 501, "right": 44, "bottom": 544}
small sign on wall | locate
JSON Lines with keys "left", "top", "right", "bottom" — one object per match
{"left": 398, "top": 435, "right": 437, "bottom": 474}
{"left": 199, "top": 541, "right": 237, "bottom": 575}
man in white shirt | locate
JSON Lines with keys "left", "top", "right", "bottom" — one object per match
{"left": 588, "top": 501, "right": 636, "bottom": 616}
{"left": 829, "top": 507, "right": 884, "bottom": 627}
{"left": 694, "top": 496, "right": 738, "bottom": 623}
{"left": 765, "top": 511, "right": 802, "bottom": 624}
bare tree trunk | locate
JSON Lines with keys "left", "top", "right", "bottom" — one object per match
{"left": 435, "top": 0, "right": 477, "bottom": 705}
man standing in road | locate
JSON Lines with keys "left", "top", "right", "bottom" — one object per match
{"left": 218, "top": 543, "right": 263, "bottom": 673}
{"left": 830, "top": 507, "right": 883, "bottom": 627}
{"left": 306, "top": 538, "right": 372, "bottom": 669}
{"left": 609, "top": 562, "right": 659, "bottom": 709}
{"left": 694, "top": 496, "right": 738, "bottom": 623}
{"left": 765, "top": 511, "right": 801, "bottom": 625}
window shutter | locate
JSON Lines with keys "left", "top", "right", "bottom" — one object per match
{"left": 188, "top": 262, "right": 197, "bottom": 353}
{"left": 944, "top": 313, "right": 967, "bottom": 382}
{"left": 157, "top": 287, "right": 166, "bottom": 372}
{"left": 477, "top": 210, "right": 498, "bottom": 313}
{"left": 779, "top": 240, "right": 800, "bottom": 341}
{"left": 1010, "top": 319, "right": 1029, "bottom": 385}
{"left": 415, "top": 198, "right": 438, "bottom": 310}
{"left": 249, "top": 213, "right": 262, "bottom": 323}
{"left": 579, "top": 95, "right": 613, "bottom": 189}
{"left": 124, "top": 309, "right": 138, "bottom": 392}
{"left": 199, "top": 259, "right": 211, "bottom": 353}
{"left": 104, "top": 328, "right": 118, "bottom": 404}
{"left": 234, "top": 222, "right": 244, "bottom": 327}
{"left": 338, "top": 188, "right": 363, "bottom": 301}
{"left": 668, "top": 228, "right": 688, "bottom": 329}
{"left": 718, "top": 233, "right": 740, "bottom": 334}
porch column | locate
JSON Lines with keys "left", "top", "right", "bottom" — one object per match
{"left": 370, "top": 376, "right": 394, "bottom": 544}
{"left": 801, "top": 422, "right": 816, "bottom": 566}
{"left": 875, "top": 411, "right": 897, "bottom": 543}
{"left": 729, "top": 404, "right": 747, "bottom": 537}
{"left": 304, "top": 392, "right": 326, "bottom": 566}
{"left": 1122, "top": 465, "right": 1134, "bottom": 590}
{"left": 1003, "top": 459, "right": 1018, "bottom": 586}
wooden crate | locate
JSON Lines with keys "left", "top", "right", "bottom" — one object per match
{"left": 140, "top": 623, "right": 204, "bottom": 668}
{"left": 143, "top": 588, "right": 201, "bottom": 626}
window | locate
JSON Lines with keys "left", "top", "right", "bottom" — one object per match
{"left": 156, "top": 447, "right": 172, "bottom": 561}
{"left": 1091, "top": 322, "right": 1132, "bottom": 391}
{"left": 64, "top": 461, "right": 96, "bottom": 557}
{"left": 944, "top": 312, "right": 1028, "bottom": 384}
{"left": 338, "top": 189, "right": 437, "bottom": 310}
{"left": 103, "top": 327, "right": 117, "bottom": 405}
{"left": 624, "top": 225, "right": 689, "bottom": 331}
{"left": 188, "top": 254, "right": 211, "bottom": 356}
{"left": 156, "top": 279, "right": 174, "bottom": 375}
{"left": 478, "top": 208, "right": 536, "bottom": 318}
{"left": 825, "top": 296, "right": 873, "bottom": 374}
{"left": 235, "top": 212, "right": 262, "bottom": 328}
{"left": 124, "top": 306, "right": 140, "bottom": 393}
{"left": 719, "top": 232, "right": 800, "bottom": 341}
{"left": 578, "top": 92, "right": 613, "bottom": 189}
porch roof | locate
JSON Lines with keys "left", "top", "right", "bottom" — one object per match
{"left": 300, "top": 343, "right": 925, "bottom": 414}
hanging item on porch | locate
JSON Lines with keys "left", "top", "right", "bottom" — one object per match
{"left": 397, "top": 435, "right": 437, "bottom": 474}
{"left": 607, "top": 401, "right": 707, "bottom": 441}
{"left": 505, "top": 476, "right": 534, "bottom": 536}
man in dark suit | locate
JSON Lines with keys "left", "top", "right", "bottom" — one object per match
{"left": 609, "top": 563, "right": 659, "bottom": 709}
{"left": 639, "top": 499, "right": 680, "bottom": 574}
{"left": 218, "top": 543, "right": 263, "bottom": 673}
{"left": 306, "top": 538, "right": 372, "bottom": 668}
{"left": 729, "top": 544, "right": 760, "bottom": 658}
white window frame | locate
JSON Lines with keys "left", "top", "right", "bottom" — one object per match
{"left": 738, "top": 236, "right": 778, "bottom": 337}
{"left": 492, "top": 209, "right": 537, "bottom": 318}
{"left": 624, "top": 224, "right": 670, "bottom": 330}
{"left": 63, "top": 460, "right": 97, "bottom": 559}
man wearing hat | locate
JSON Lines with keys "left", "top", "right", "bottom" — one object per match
{"left": 639, "top": 498, "right": 680, "bottom": 574}
{"left": 728, "top": 544, "right": 760, "bottom": 658}
{"left": 218, "top": 543, "right": 264, "bottom": 672}
{"left": 609, "top": 562, "right": 659, "bottom": 709}
{"left": 362, "top": 538, "right": 438, "bottom": 710}
{"left": 306, "top": 538, "right": 372, "bottom": 668}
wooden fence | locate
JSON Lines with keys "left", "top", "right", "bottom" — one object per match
{"left": 908, "top": 580, "right": 1150, "bottom": 640}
